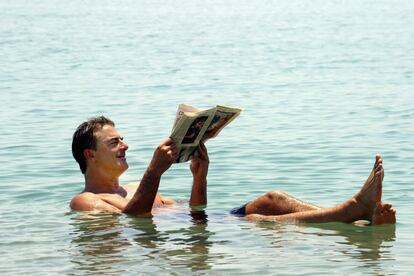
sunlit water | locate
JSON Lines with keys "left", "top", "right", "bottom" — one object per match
{"left": 1, "top": 0, "right": 413, "bottom": 274}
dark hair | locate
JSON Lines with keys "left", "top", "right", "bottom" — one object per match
{"left": 72, "top": 116, "right": 115, "bottom": 174}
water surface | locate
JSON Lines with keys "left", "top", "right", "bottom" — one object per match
{"left": 1, "top": 0, "right": 413, "bottom": 274}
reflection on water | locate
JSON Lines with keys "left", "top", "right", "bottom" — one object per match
{"left": 128, "top": 210, "right": 216, "bottom": 272}
{"left": 174, "top": 211, "right": 214, "bottom": 271}
{"left": 319, "top": 223, "right": 396, "bottom": 263}
{"left": 319, "top": 223, "right": 396, "bottom": 274}
{"left": 69, "top": 210, "right": 218, "bottom": 274}
{"left": 254, "top": 221, "right": 396, "bottom": 271}
{"left": 69, "top": 213, "right": 130, "bottom": 275}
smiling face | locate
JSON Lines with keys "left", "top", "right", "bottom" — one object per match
{"left": 89, "top": 124, "right": 129, "bottom": 177}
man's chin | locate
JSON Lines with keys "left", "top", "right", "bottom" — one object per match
{"left": 121, "top": 162, "right": 129, "bottom": 171}
{"left": 116, "top": 159, "right": 129, "bottom": 171}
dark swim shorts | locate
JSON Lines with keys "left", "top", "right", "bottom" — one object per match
{"left": 230, "top": 203, "right": 247, "bottom": 217}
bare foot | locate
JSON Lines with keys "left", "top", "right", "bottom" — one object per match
{"left": 365, "top": 154, "right": 383, "bottom": 187}
{"left": 354, "top": 154, "right": 384, "bottom": 220}
{"left": 372, "top": 202, "right": 396, "bottom": 225}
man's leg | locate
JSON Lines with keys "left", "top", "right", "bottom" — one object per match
{"left": 246, "top": 154, "right": 396, "bottom": 225}
{"left": 244, "top": 190, "right": 321, "bottom": 216}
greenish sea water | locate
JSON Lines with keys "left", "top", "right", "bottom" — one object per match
{"left": 1, "top": 0, "right": 413, "bottom": 274}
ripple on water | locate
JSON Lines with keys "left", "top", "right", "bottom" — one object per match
{"left": 1, "top": 0, "right": 414, "bottom": 274}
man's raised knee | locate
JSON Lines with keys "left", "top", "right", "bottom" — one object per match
{"left": 264, "top": 190, "right": 287, "bottom": 202}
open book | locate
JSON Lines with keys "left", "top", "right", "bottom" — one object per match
{"left": 170, "top": 104, "right": 242, "bottom": 163}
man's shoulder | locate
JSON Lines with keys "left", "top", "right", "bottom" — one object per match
{"left": 70, "top": 192, "right": 98, "bottom": 211}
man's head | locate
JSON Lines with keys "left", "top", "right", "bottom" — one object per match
{"left": 72, "top": 116, "right": 129, "bottom": 175}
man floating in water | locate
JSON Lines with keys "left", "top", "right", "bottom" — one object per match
{"left": 70, "top": 116, "right": 396, "bottom": 225}
{"left": 70, "top": 116, "right": 209, "bottom": 215}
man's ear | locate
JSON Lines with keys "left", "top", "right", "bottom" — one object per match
{"left": 84, "top": 149, "right": 96, "bottom": 162}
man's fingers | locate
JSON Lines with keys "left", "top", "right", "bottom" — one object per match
{"left": 166, "top": 149, "right": 177, "bottom": 161}
{"left": 197, "top": 142, "right": 209, "bottom": 161}
{"left": 157, "top": 138, "right": 178, "bottom": 162}
{"left": 171, "top": 148, "right": 178, "bottom": 159}
{"left": 161, "top": 140, "right": 177, "bottom": 152}
{"left": 163, "top": 137, "right": 173, "bottom": 146}
{"left": 198, "top": 142, "right": 205, "bottom": 154}
{"left": 172, "top": 152, "right": 178, "bottom": 161}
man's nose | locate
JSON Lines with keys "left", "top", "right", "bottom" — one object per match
{"left": 120, "top": 140, "right": 129, "bottom": 150}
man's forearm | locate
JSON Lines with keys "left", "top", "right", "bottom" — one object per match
{"left": 189, "top": 175, "right": 207, "bottom": 207}
{"left": 123, "top": 169, "right": 161, "bottom": 215}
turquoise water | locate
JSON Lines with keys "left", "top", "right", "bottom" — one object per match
{"left": 1, "top": 0, "right": 413, "bottom": 274}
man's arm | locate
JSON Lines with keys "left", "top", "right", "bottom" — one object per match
{"left": 189, "top": 142, "right": 209, "bottom": 207}
{"left": 123, "top": 138, "right": 177, "bottom": 216}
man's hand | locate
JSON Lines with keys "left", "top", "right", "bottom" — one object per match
{"left": 148, "top": 138, "right": 178, "bottom": 176}
{"left": 190, "top": 141, "right": 209, "bottom": 179}
{"left": 189, "top": 142, "right": 209, "bottom": 207}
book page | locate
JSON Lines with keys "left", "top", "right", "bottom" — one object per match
{"left": 172, "top": 104, "right": 201, "bottom": 131}
{"left": 202, "top": 105, "right": 241, "bottom": 141}
{"left": 170, "top": 104, "right": 241, "bottom": 162}
{"left": 171, "top": 109, "right": 216, "bottom": 144}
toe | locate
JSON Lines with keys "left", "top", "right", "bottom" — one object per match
{"left": 383, "top": 202, "right": 393, "bottom": 209}
{"left": 376, "top": 160, "right": 383, "bottom": 171}
{"left": 374, "top": 154, "right": 381, "bottom": 168}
